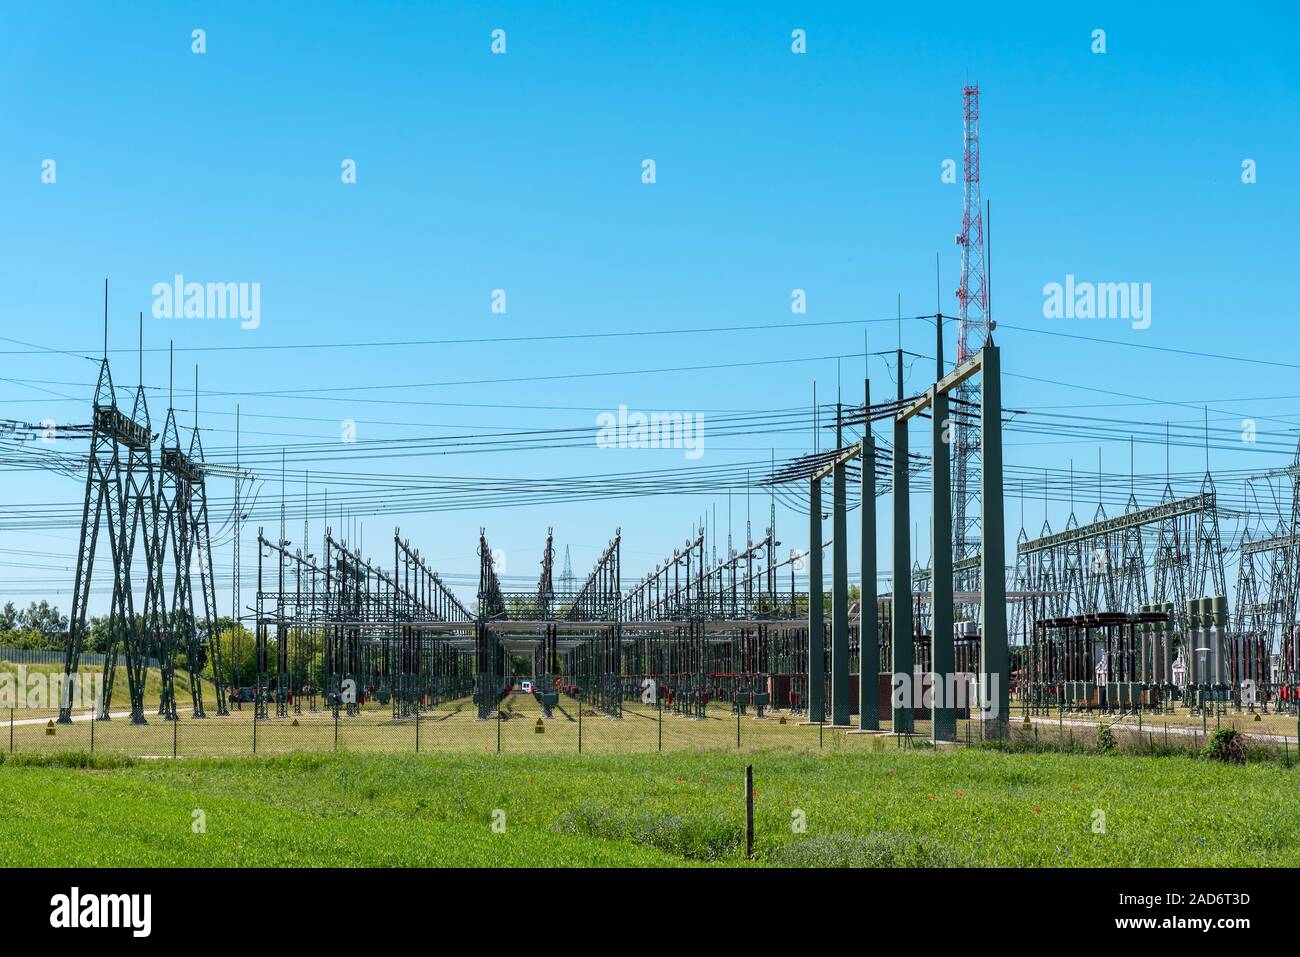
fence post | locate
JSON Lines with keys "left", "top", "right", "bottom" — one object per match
{"left": 253, "top": 713, "right": 258, "bottom": 754}
{"left": 415, "top": 707, "right": 420, "bottom": 754}
{"left": 172, "top": 715, "right": 178, "bottom": 759}
{"left": 736, "top": 707, "right": 741, "bottom": 750}
{"left": 496, "top": 708, "right": 501, "bottom": 754}
{"left": 8, "top": 707, "right": 12, "bottom": 753}
{"left": 333, "top": 707, "right": 339, "bottom": 752}
{"left": 90, "top": 709, "right": 95, "bottom": 754}
{"left": 744, "top": 764, "right": 754, "bottom": 860}
{"left": 658, "top": 698, "right": 662, "bottom": 753}
{"left": 577, "top": 703, "right": 582, "bottom": 754}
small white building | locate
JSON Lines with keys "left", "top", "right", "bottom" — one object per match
{"left": 1171, "top": 652, "right": 1186, "bottom": 688}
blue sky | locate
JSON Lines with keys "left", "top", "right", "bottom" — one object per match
{"left": 0, "top": 1, "right": 1297, "bottom": 615}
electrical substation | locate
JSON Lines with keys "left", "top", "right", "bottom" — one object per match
{"left": 3, "top": 85, "right": 1296, "bottom": 756}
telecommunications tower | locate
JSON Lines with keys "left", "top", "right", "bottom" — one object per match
{"left": 953, "top": 83, "right": 990, "bottom": 591}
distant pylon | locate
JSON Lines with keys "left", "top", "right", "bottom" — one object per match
{"left": 560, "top": 544, "right": 575, "bottom": 593}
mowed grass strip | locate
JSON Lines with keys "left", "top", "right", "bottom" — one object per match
{"left": 0, "top": 748, "right": 1294, "bottom": 867}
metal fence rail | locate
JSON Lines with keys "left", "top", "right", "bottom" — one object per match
{"left": 4, "top": 696, "right": 1297, "bottom": 765}
{"left": 0, "top": 647, "right": 161, "bottom": 669}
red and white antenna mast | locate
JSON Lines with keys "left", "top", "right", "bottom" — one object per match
{"left": 952, "top": 83, "right": 989, "bottom": 577}
{"left": 955, "top": 83, "right": 989, "bottom": 362}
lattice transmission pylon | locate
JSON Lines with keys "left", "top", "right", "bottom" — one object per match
{"left": 1118, "top": 488, "right": 1149, "bottom": 612}
{"left": 187, "top": 380, "right": 228, "bottom": 715}
{"left": 60, "top": 294, "right": 153, "bottom": 725}
{"left": 104, "top": 330, "right": 162, "bottom": 722}
{"left": 1152, "top": 478, "right": 1191, "bottom": 636}
{"left": 155, "top": 358, "right": 216, "bottom": 719}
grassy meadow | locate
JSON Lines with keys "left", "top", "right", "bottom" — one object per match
{"left": 0, "top": 746, "right": 1294, "bottom": 867}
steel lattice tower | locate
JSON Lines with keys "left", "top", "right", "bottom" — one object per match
{"left": 108, "top": 331, "right": 160, "bottom": 723}
{"left": 157, "top": 390, "right": 191, "bottom": 718}
{"left": 188, "top": 378, "right": 228, "bottom": 715}
{"left": 60, "top": 358, "right": 149, "bottom": 722}
{"left": 560, "top": 544, "right": 574, "bottom": 594}
{"left": 537, "top": 527, "right": 555, "bottom": 618}
{"left": 60, "top": 291, "right": 153, "bottom": 724}
{"left": 952, "top": 84, "right": 989, "bottom": 590}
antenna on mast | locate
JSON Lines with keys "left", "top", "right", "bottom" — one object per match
{"left": 951, "top": 82, "right": 990, "bottom": 579}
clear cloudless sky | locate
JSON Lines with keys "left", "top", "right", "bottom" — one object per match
{"left": 0, "top": 1, "right": 1296, "bottom": 616}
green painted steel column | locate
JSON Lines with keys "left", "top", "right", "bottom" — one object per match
{"left": 891, "top": 365, "right": 914, "bottom": 734}
{"left": 1139, "top": 605, "right": 1150, "bottom": 687}
{"left": 979, "top": 345, "right": 1009, "bottom": 734}
{"left": 1161, "top": 602, "right": 1174, "bottom": 702}
{"left": 859, "top": 382, "right": 880, "bottom": 730}
{"left": 931, "top": 387, "right": 956, "bottom": 742}
{"left": 831, "top": 455, "right": 850, "bottom": 726}
{"left": 1211, "top": 595, "right": 1227, "bottom": 690}
{"left": 807, "top": 478, "right": 825, "bottom": 722}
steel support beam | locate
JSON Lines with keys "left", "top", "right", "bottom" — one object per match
{"left": 859, "top": 381, "right": 880, "bottom": 730}
{"left": 807, "top": 478, "right": 825, "bottom": 722}
{"left": 931, "top": 387, "right": 956, "bottom": 741}
{"left": 831, "top": 451, "right": 849, "bottom": 726}
{"left": 979, "top": 344, "right": 1009, "bottom": 732}
{"left": 891, "top": 356, "right": 914, "bottom": 734}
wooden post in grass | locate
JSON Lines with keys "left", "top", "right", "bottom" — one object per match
{"left": 744, "top": 764, "right": 754, "bottom": 859}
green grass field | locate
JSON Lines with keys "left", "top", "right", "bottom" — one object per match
{"left": 1, "top": 747, "right": 1294, "bottom": 867}
{"left": 6, "top": 663, "right": 1296, "bottom": 868}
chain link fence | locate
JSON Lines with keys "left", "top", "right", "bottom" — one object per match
{"left": 5, "top": 693, "right": 1298, "bottom": 764}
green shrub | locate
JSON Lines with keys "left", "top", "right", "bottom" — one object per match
{"left": 1095, "top": 724, "right": 1116, "bottom": 754}
{"left": 1202, "top": 728, "right": 1245, "bottom": 764}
